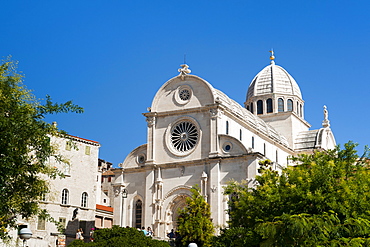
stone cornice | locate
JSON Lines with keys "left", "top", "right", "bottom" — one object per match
{"left": 143, "top": 104, "right": 219, "bottom": 118}
{"left": 122, "top": 152, "right": 266, "bottom": 173}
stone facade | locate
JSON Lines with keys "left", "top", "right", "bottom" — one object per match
{"left": 112, "top": 55, "right": 336, "bottom": 239}
{"left": 9, "top": 135, "right": 101, "bottom": 247}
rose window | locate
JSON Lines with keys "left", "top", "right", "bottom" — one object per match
{"left": 171, "top": 121, "right": 198, "bottom": 152}
{"left": 179, "top": 89, "right": 190, "bottom": 101}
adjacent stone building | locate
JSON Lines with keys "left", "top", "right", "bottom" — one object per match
{"left": 6, "top": 134, "right": 102, "bottom": 247}
{"left": 111, "top": 54, "right": 336, "bottom": 239}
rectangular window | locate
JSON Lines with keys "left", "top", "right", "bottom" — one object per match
{"left": 59, "top": 217, "right": 66, "bottom": 230}
{"left": 64, "top": 164, "right": 71, "bottom": 176}
{"left": 41, "top": 193, "right": 46, "bottom": 201}
{"left": 65, "top": 140, "right": 72, "bottom": 151}
{"left": 85, "top": 146, "right": 91, "bottom": 155}
{"left": 37, "top": 217, "right": 46, "bottom": 230}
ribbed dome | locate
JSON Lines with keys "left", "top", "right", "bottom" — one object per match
{"left": 246, "top": 61, "right": 302, "bottom": 100}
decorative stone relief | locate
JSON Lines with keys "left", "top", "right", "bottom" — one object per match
{"left": 146, "top": 116, "right": 155, "bottom": 127}
{"left": 210, "top": 108, "right": 223, "bottom": 119}
{"left": 322, "top": 105, "right": 330, "bottom": 128}
{"left": 211, "top": 185, "right": 217, "bottom": 193}
{"left": 114, "top": 187, "right": 121, "bottom": 197}
{"left": 180, "top": 166, "right": 185, "bottom": 176}
{"left": 178, "top": 64, "right": 191, "bottom": 80}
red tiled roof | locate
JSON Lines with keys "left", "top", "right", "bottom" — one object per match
{"left": 102, "top": 170, "right": 115, "bottom": 176}
{"left": 69, "top": 135, "right": 100, "bottom": 144}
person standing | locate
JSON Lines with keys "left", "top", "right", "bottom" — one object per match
{"left": 147, "top": 227, "right": 153, "bottom": 237}
{"left": 76, "top": 229, "right": 81, "bottom": 240}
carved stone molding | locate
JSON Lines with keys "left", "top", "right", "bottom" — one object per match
{"left": 210, "top": 108, "right": 222, "bottom": 119}
{"left": 146, "top": 116, "right": 156, "bottom": 127}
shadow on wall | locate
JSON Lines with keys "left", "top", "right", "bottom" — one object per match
{"left": 58, "top": 219, "right": 95, "bottom": 246}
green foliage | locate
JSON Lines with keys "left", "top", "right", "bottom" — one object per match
{"left": 0, "top": 58, "right": 83, "bottom": 239}
{"left": 221, "top": 142, "right": 370, "bottom": 246}
{"left": 212, "top": 227, "right": 259, "bottom": 247}
{"left": 68, "top": 226, "right": 170, "bottom": 247}
{"left": 177, "top": 185, "right": 214, "bottom": 247}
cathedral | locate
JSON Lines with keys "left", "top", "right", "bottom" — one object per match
{"left": 111, "top": 53, "right": 336, "bottom": 239}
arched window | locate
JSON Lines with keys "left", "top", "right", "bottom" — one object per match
{"left": 263, "top": 143, "right": 266, "bottom": 156}
{"left": 252, "top": 136, "right": 255, "bottom": 149}
{"left": 81, "top": 192, "right": 88, "bottom": 208}
{"left": 229, "top": 192, "right": 239, "bottom": 220}
{"left": 296, "top": 102, "right": 299, "bottom": 114}
{"left": 250, "top": 103, "right": 254, "bottom": 114}
{"left": 239, "top": 129, "right": 242, "bottom": 141}
{"left": 226, "top": 121, "right": 229, "bottom": 135}
{"left": 278, "top": 98, "right": 284, "bottom": 112}
{"left": 287, "top": 99, "right": 293, "bottom": 112}
{"left": 61, "top": 189, "right": 69, "bottom": 205}
{"left": 276, "top": 150, "right": 278, "bottom": 163}
{"left": 300, "top": 104, "right": 303, "bottom": 117}
{"left": 135, "top": 200, "right": 143, "bottom": 229}
{"left": 266, "top": 98, "right": 273, "bottom": 113}
{"left": 257, "top": 100, "right": 263, "bottom": 115}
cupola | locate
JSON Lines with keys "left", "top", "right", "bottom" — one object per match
{"left": 244, "top": 51, "right": 304, "bottom": 119}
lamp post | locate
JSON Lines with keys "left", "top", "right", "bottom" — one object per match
{"left": 122, "top": 189, "right": 128, "bottom": 199}
{"left": 19, "top": 227, "right": 32, "bottom": 247}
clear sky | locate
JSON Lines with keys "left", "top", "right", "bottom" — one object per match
{"left": 2, "top": 1, "right": 369, "bottom": 166}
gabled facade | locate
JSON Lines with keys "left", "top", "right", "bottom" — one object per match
{"left": 110, "top": 54, "right": 336, "bottom": 239}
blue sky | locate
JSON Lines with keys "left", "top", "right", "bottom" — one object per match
{"left": 2, "top": 1, "right": 369, "bottom": 165}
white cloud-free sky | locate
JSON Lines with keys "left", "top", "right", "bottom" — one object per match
{"left": 2, "top": 1, "right": 369, "bottom": 165}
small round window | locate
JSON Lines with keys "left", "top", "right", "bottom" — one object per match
{"left": 179, "top": 88, "right": 190, "bottom": 101}
{"left": 137, "top": 153, "right": 146, "bottom": 165}
{"left": 171, "top": 121, "right": 198, "bottom": 152}
{"left": 175, "top": 85, "right": 192, "bottom": 105}
{"left": 222, "top": 142, "right": 233, "bottom": 153}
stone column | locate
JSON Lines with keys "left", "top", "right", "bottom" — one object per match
{"left": 146, "top": 115, "right": 156, "bottom": 164}
{"left": 201, "top": 171, "right": 208, "bottom": 201}
{"left": 144, "top": 168, "right": 155, "bottom": 230}
{"left": 154, "top": 167, "right": 163, "bottom": 238}
{"left": 209, "top": 160, "right": 222, "bottom": 226}
{"left": 112, "top": 169, "right": 127, "bottom": 226}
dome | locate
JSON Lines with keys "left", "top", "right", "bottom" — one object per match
{"left": 246, "top": 60, "right": 302, "bottom": 100}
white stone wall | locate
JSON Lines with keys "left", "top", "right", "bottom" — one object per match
{"left": 113, "top": 67, "right": 323, "bottom": 240}
{"left": 27, "top": 135, "right": 100, "bottom": 246}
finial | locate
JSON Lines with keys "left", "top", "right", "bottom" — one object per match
{"left": 178, "top": 64, "right": 191, "bottom": 80}
{"left": 322, "top": 105, "right": 330, "bottom": 128}
{"left": 269, "top": 49, "right": 275, "bottom": 64}
{"left": 156, "top": 167, "right": 162, "bottom": 182}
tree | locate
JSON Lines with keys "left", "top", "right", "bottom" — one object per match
{"left": 0, "top": 58, "right": 83, "bottom": 239}
{"left": 68, "top": 226, "right": 170, "bottom": 247}
{"left": 177, "top": 185, "right": 214, "bottom": 247}
{"left": 217, "top": 142, "right": 370, "bottom": 246}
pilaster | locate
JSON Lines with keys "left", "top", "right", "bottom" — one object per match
{"left": 209, "top": 108, "right": 222, "bottom": 157}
